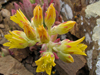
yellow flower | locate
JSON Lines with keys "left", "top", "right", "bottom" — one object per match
{"left": 45, "top": 3, "right": 56, "bottom": 28}
{"left": 57, "top": 37, "right": 87, "bottom": 56}
{"left": 10, "top": 9, "right": 30, "bottom": 28}
{"left": 51, "top": 21, "right": 76, "bottom": 35}
{"left": 23, "top": 22, "right": 36, "bottom": 40}
{"left": 37, "top": 25, "right": 49, "bottom": 43}
{"left": 3, "top": 30, "right": 36, "bottom": 49}
{"left": 35, "top": 52, "right": 56, "bottom": 75}
{"left": 32, "top": 5, "right": 43, "bottom": 27}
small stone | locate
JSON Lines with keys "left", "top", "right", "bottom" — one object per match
{"left": 1, "top": 9, "right": 10, "bottom": 18}
{"left": 55, "top": 55, "right": 86, "bottom": 75}
{"left": 24, "top": 63, "right": 36, "bottom": 74}
{"left": 0, "top": 55, "right": 33, "bottom": 75}
{"left": 32, "top": 62, "right": 37, "bottom": 67}
{"left": 0, "top": 12, "right": 3, "bottom": 22}
{"left": 0, "top": 3, "right": 2, "bottom": 9}
{"left": 0, "top": 38, "right": 7, "bottom": 44}
{"left": 0, "top": 29, "right": 3, "bottom": 41}
{"left": 5, "top": 2, "right": 14, "bottom": 11}
{"left": 0, "top": 0, "right": 9, "bottom": 4}
{"left": 25, "top": 56, "right": 33, "bottom": 64}
{"left": 0, "top": 24, "right": 4, "bottom": 28}
{"left": 1, "top": 47, "right": 9, "bottom": 56}
{"left": 12, "top": 48, "right": 29, "bottom": 61}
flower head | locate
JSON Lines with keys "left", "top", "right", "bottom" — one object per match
{"left": 33, "top": 5, "right": 43, "bottom": 27}
{"left": 51, "top": 21, "right": 76, "bottom": 35}
{"left": 10, "top": 9, "right": 30, "bottom": 29}
{"left": 57, "top": 37, "right": 87, "bottom": 56}
{"left": 23, "top": 22, "right": 36, "bottom": 40}
{"left": 3, "top": 3, "right": 87, "bottom": 75}
{"left": 37, "top": 25, "right": 49, "bottom": 43}
{"left": 45, "top": 3, "right": 56, "bottom": 28}
{"left": 35, "top": 52, "right": 56, "bottom": 75}
{"left": 3, "top": 31, "right": 36, "bottom": 49}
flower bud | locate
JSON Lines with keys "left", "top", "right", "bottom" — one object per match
{"left": 23, "top": 22, "right": 36, "bottom": 40}
{"left": 45, "top": 3, "right": 56, "bottom": 28}
{"left": 57, "top": 51, "right": 74, "bottom": 63}
{"left": 33, "top": 5, "right": 43, "bottom": 27}
{"left": 51, "top": 21, "right": 76, "bottom": 35}
{"left": 57, "top": 37, "right": 87, "bottom": 56}
{"left": 37, "top": 25, "right": 49, "bottom": 43}
{"left": 3, "top": 30, "right": 36, "bottom": 49}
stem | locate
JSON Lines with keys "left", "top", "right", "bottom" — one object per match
{"left": 47, "top": 41, "right": 52, "bottom": 52}
{"left": 48, "top": 27, "right": 51, "bottom": 36}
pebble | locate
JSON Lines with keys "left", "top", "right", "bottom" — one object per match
{"left": 0, "top": 12, "right": 3, "bottom": 22}
{"left": 0, "top": 0, "right": 9, "bottom": 4}
{"left": 0, "top": 4, "right": 2, "bottom": 9}
{"left": 0, "top": 24, "right": 4, "bottom": 28}
{"left": 1, "top": 9, "right": 10, "bottom": 18}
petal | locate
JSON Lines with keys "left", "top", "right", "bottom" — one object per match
{"left": 46, "top": 65, "right": 52, "bottom": 75}
{"left": 77, "top": 43, "right": 87, "bottom": 52}
{"left": 67, "top": 37, "right": 85, "bottom": 46}
{"left": 62, "top": 47, "right": 87, "bottom": 56}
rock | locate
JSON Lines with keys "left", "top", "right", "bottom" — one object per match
{"left": 32, "top": 62, "right": 37, "bottom": 67}
{"left": 0, "top": 38, "right": 7, "bottom": 44}
{"left": 89, "top": 0, "right": 98, "bottom": 3}
{"left": 12, "top": 48, "right": 29, "bottom": 61}
{"left": 25, "top": 56, "right": 33, "bottom": 64}
{"left": 0, "top": 55, "right": 33, "bottom": 75}
{"left": 1, "top": 47, "right": 9, "bottom": 56}
{"left": 76, "top": 66, "right": 89, "bottom": 75}
{"left": 3, "top": 17, "right": 21, "bottom": 31}
{"left": 0, "top": 12, "right": 3, "bottom": 22}
{"left": 0, "top": 24, "right": 4, "bottom": 28}
{"left": 55, "top": 55, "right": 86, "bottom": 75}
{"left": 0, "top": 29, "right": 4, "bottom": 41}
{"left": 60, "top": 0, "right": 88, "bottom": 21}
{"left": 1, "top": 9, "right": 10, "bottom": 18}
{"left": 24, "top": 63, "right": 36, "bottom": 74}
{"left": 3, "top": 18, "right": 10, "bottom": 32}
{"left": 67, "top": 1, "right": 100, "bottom": 75}
{"left": 60, "top": 1, "right": 100, "bottom": 75}
{"left": 60, "top": 0, "right": 73, "bottom": 20}
{"left": 0, "top": 0, "right": 9, "bottom": 4}
{"left": 0, "top": 3, "right": 2, "bottom": 9}
{"left": 5, "top": 2, "right": 15, "bottom": 11}
{"left": 85, "top": 1, "right": 100, "bottom": 18}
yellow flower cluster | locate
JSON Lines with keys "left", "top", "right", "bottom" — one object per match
{"left": 35, "top": 52, "right": 56, "bottom": 75}
{"left": 3, "top": 30, "right": 36, "bottom": 49}
{"left": 57, "top": 37, "right": 87, "bottom": 63}
{"left": 3, "top": 3, "right": 87, "bottom": 75}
